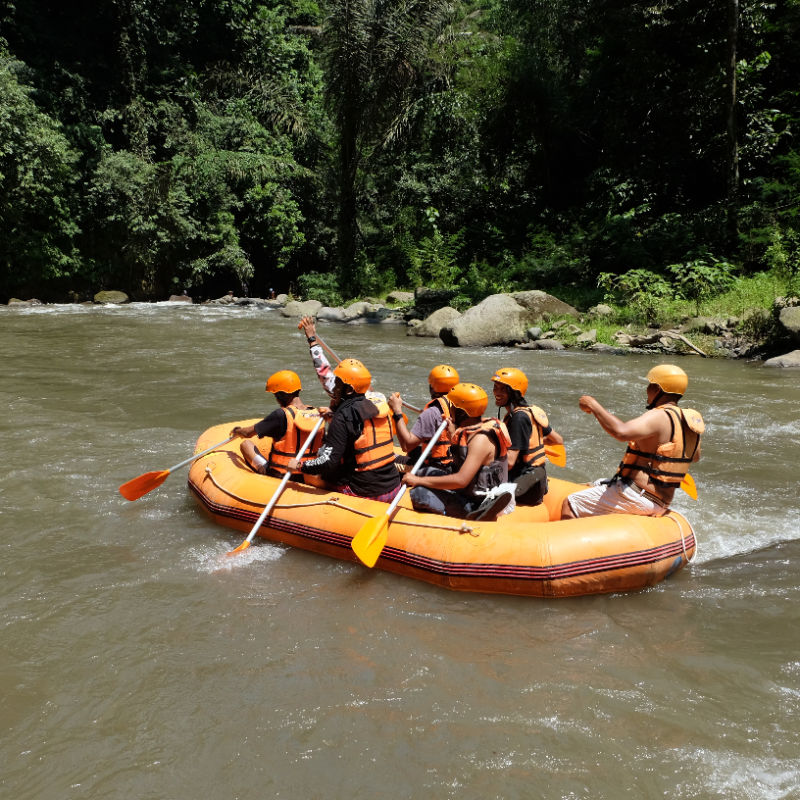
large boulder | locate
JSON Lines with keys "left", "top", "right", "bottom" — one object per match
{"left": 94, "top": 290, "right": 129, "bottom": 304}
{"left": 414, "top": 287, "right": 459, "bottom": 318}
{"left": 317, "top": 306, "right": 347, "bottom": 322}
{"left": 778, "top": 306, "right": 800, "bottom": 344}
{"left": 764, "top": 349, "right": 800, "bottom": 368}
{"left": 342, "top": 301, "right": 380, "bottom": 321}
{"left": 511, "top": 290, "right": 578, "bottom": 318}
{"left": 386, "top": 290, "right": 415, "bottom": 305}
{"left": 281, "top": 299, "right": 322, "bottom": 319}
{"left": 407, "top": 305, "right": 461, "bottom": 337}
{"left": 439, "top": 292, "right": 577, "bottom": 348}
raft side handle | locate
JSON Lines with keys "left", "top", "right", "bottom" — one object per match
{"left": 668, "top": 512, "right": 698, "bottom": 563}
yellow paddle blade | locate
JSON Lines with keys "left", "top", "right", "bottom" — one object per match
{"left": 226, "top": 539, "right": 252, "bottom": 556}
{"left": 351, "top": 513, "right": 390, "bottom": 568}
{"left": 544, "top": 444, "right": 567, "bottom": 467}
{"left": 118, "top": 470, "right": 170, "bottom": 501}
{"left": 680, "top": 473, "right": 698, "bottom": 500}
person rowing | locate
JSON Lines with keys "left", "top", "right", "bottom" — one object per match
{"left": 561, "top": 364, "right": 704, "bottom": 519}
{"left": 402, "top": 382, "right": 515, "bottom": 521}
{"left": 388, "top": 364, "right": 459, "bottom": 471}
{"left": 287, "top": 358, "right": 402, "bottom": 502}
{"left": 230, "top": 370, "right": 324, "bottom": 481}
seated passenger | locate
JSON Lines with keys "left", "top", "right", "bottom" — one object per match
{"left": 561, "top": 364, "right": 703, "bottom": 519}
{"left": 491, "top": 367, "right": 563, "bottom": 506}
{"left": 388, "top": 364, "right": 459, "bottom": 471}
{"left": 287, "top": 358, "right": 402, "bottom": 502}
{"left": 403, "top": 382, "right": 515, "bottom": 521}
{"left": 230, "top": 370, "right": 323, "bottom": 479}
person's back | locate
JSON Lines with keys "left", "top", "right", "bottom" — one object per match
{"left": 289, "top": 358, "right": 402, "bottom": 502}
{"left": 231, "top": 370, "right": 323, "bottom": 480}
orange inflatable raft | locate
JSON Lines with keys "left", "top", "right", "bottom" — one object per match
{"left": 188, "top": 421, "right": 697, "bottom": 598}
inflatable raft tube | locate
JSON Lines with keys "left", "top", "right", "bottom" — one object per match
{"left": 188, "top": 422, "right": 697, "bottom": 598}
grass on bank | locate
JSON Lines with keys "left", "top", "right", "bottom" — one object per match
{"left": 544, "top": 270, "right": 795, "bottom": 352}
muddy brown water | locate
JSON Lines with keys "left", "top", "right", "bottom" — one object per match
{"left": 2, "top": 303, "right": 799, "bottom": 799}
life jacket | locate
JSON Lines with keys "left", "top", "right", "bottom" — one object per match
{"left": 267, "top": 406, "right": 324, "bottom": 475}
{"left": 421, "top": 396, "right": 453, "bottom": 466}
{"left": 616, "top": 405, "right": 704, "bottom": 490}
{"left": 504, "top": 404, "right": 549, "bottom": 470}
{"left": 451, "top": 418, "right": 511, "bottom": 498}
{"left": 353, "top": 400, "right": 397, "bottom": 472}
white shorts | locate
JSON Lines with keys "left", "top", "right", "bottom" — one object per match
{"left": 566, "top": 479, "right": 668, "bottom": 518}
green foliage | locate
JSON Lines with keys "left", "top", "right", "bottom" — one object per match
{"left": 297, "top": 271, "right": 343, "bottom": 306}
{"left": 0, "top": 52, "right": 81, "bottom": 296}
{"left": 665, "top": 256, "right": 737, "bottom": 315}
{"left": 514, "top": 227, "right": 591, "bottom": 287}
{"left": 403, "top": 208, "right": 463, "bottom": 289}
{"left": 2, "top": 0, "right": 800, "bottom": 316}
{"left": 598, "top": 269, "right": 674, "bottom": 326}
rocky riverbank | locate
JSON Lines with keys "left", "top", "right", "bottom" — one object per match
{"left": 8, "top": 286, "right": 800, "bottom": 366}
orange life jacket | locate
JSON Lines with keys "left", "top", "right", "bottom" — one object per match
{"left": 616, "top": 405, "right": 704, "bottom": 489}
{"left": 267, "top": 406, "right": 324, "bottom": 475}
{"left": 353, "top": 403, "right": 397, "bottom": 472}
{"left": 451, "top": 418, "right": 511, "bottom": 497}
{"left": 421, "top": 396, "right": 453, "bottom": 466}
{"left": 504, "top": 404, "right": 549, "bottom": 470}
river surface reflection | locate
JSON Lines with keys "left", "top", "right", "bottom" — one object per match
{"left": 2, "top": 302, "right": 799, "bottom": 799}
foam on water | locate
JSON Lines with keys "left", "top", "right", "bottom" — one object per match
{"left": 185, "top": 541, "right": 286, "bottom": 574}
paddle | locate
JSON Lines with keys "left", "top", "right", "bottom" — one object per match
{"left": 299, "top": 323, "right": 420, "bottom": 414}
{"left": 680, "top": 473, "right": 698, "bottom": 499}
{"left": 544, "top": 443, "right": 567, "bottom": 467}
{"left": 227, "top": 415, "right": 325, "bottom": 555}
{"left": 119, "top": 436, "right": 234, "bottom": 501}
{"left": 351, "top": 418, "right": 449, "bottom": 568}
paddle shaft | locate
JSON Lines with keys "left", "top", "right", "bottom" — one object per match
{"left": 312, "top": 330, "right": 420, "bottom": 414}
{"left": 169, "top": 436, "right": 234, "bottom": 473}
{"left": 383, "top": 418, "right": 449, "bottom": 519}
{"left": 239, "top": 415, "right": 325, "bottom": 547}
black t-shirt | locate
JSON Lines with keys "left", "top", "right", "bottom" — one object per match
{"left": 506, "top": 406, "right": 552, "bottom": 479}
{"left": 253, "top": 407, "right": 288, "bottom": 440}
{"left": 301, "top": 395, "right": 400, "bottom": 496}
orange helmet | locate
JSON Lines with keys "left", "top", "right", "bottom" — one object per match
{"left": 266, "top": 370, "right": 301, "bottom": 394}
{"left": 334, "top": 358, "right": 371, "bottom": 394}
{"left": 491, "top": 367, "right": 528, "bottom": 395}
{"left": 428, "top": 364, "right": 460, "bottom": 393}
{"left": 647, "top": 364, "right": 688, "bottom": 396}
{"left": 446, "top": 382, "right": 488, "bottom": 418}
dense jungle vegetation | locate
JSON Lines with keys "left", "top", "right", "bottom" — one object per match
{"left": 2, "top": 0, "right": 800, "bottom": 318}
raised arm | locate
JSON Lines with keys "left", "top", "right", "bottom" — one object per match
{"left": 579, "top": 395, "right": 670, "bottom": 442}
{"left": 299, "top": 315, "right": 336, "bottom": 397}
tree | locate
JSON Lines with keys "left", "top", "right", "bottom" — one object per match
{"left": 320, "top": 0, "right": 453, "bottom": 293}
{"left": 0, "top": 52, "right": 80, "bottom": 300}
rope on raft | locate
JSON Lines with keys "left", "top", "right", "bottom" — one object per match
{"left": 202, "top": 466, "right": 476, "bottom": 535}
{"left": 667, "top": 512, "right": 697, "bottom": 563}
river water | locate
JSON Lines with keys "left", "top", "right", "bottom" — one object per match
{"left": 2, "top": 302, "right": 799, "bottom": 799}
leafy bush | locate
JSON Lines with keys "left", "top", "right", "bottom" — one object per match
{"left": 598, "top": 269, "right": 674, "bottom": 326}
{"left": 516, "top": 227, "right": 590, "bottom": 287}
{"left": 297, "top": 271, "right": 344, "bottom": 306}
{"left": 666, "top": 256, "right": 737, "bottom": 314}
